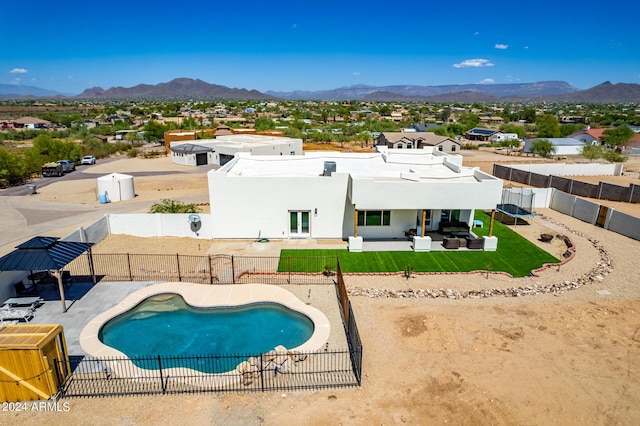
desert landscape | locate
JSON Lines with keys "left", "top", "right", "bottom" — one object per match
{"left": 3, "top": 151, "right": 640, "bottom": 425}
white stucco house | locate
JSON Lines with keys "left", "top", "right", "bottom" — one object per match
{"left": 170, "top": 134, "right": 303, "bottom": 166}
{"left": 207, "top": 146, "right": 503, "bottom": 251}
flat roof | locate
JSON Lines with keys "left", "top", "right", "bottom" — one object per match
{"left": 224, "top": 151, "right": 481, "bottom": 183}
{"left": 212, "top": 134, "right": 299, "bottom": 149}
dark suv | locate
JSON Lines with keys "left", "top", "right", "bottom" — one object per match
{"left": 57, "top": 160, "right": 75, "bottom": 173}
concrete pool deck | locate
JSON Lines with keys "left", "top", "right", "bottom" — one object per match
{"left": 24, "top": 280, "right": 347, "bottom": 357}
{"left": 78, "top": 282, "right": 332, "bottom": 359}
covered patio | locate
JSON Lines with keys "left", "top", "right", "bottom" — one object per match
{"left": 0, "top": 237, "right": 95, "bottom": 312}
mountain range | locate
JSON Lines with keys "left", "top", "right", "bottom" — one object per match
{"left": 2, "top": 78, "right": 640, "bottom": 103}
{"left": 76, "top": 78, "right": 274, "bottom": 100}
{"left": 0, "top": 84, "right": 65, "bottom": 98}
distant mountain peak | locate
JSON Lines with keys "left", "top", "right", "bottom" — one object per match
{"left": 75, "top": 78, "right": 274, "bottom": 100}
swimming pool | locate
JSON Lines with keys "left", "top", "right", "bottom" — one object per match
{"left": 80, "top": 283, "right": 331, "bottom": 376}
{"left": 99, "top": 294, "right": 314, "bottom": 372}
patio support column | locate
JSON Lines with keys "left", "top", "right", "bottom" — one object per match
{"left": 489, "top": 209, "right": 496, "bottom": 237}
{"left": 353, "top": 209, "right": 358, "bottom": 237}
{"left": 52, "top": 269, "right": 67, "bottom": 313}
{"left": 421, "top": 210, "right": 427, "bottom": 237}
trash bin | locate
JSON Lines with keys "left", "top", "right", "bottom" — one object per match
{"left": 27, "top": 184, "right": 37, "bottom": 194}
{"left": 99, "top": 193, "right": 109, "bottom": 204}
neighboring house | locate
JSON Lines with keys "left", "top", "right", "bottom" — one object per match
{"left": 11, "top": 116, "right": 51, "bottom": 129}
{"left": 560, "top": 116, "right": 587, "bottom": 124}
{"left": 479, "top": 116, "right": 504, "bottom": 124}
{"left": 464, "top": 128, "right": 500, "bottom": 142}
{"left": 568, "top": 128, "right": 605, "bottom": 145}
{"left": 207, "top": 146, "right": 503, "bottom": 244}
{"left": 215, "top": 124, "right": 233, "bottom": 136}
{"left": 376, "top": 132, "right": 461, "bottom": 153}
{"left": 523, "top": 138, "right": 586, "bottom": 156}
{"left": 171, "top": 143, "right": 216, "bottom": 166}
{"left": 92, "top": 134, "right": 110, "bottom": 143}
{"left": 171, "top": 134, "right": 303, "bottom": 166}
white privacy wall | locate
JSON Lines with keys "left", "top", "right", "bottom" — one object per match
{"left": 108, "top": 214, "right": 214, "bottom": 239}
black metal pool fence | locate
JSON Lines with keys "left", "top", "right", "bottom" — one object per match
{"left": 55, "top": 348, "right": 358, "bottom": 397}
{"left": 55, "top": 258, "right": 363, "bottom": 397}
{"left": 66, "top": 253, "right": 339, "bottom": 285}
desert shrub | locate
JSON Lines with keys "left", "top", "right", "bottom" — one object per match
{"left": 149, "top": 199, "right": 201, "bottom": 214}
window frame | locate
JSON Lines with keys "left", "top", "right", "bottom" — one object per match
{"left": 357, "top": 210, "right": 391, "bottom": 226}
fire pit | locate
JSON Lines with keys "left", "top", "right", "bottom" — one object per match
{"left": 539, "top": 233, "right": 554, "bottom": 242}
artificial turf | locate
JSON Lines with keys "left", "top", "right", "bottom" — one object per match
{"left": 278, "top": 211, "right": 559, "bottom": 278}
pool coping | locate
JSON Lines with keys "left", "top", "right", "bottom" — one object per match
{"left": 78, "top": 282, "right": 331, "bottom": 378}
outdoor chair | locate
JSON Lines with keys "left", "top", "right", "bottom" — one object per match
{"left": 443, "top": 236, "right": 460, "bottom": 249}
{"left": 466, "top": 237, "right": 484, "bottom": 250}
{"left": 404, "top": 228, "right": 417, "bottom": 240}
{"left": 15, "top": 281, "right": 38, "bottom": 297}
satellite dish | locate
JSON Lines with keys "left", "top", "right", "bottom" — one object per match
{"left": 188, "top": 214, "right": 201, "bottom": 224}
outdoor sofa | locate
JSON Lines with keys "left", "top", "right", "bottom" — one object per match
{"left": 438, "top": 221, "right": 470, "bottom": 235}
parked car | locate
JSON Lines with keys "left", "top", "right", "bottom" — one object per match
{"left": 42, "top": 162, "right": 63, "bottom": 177}
{"left": 57, "top": 160, "right": 75, "bottom": 172}
{"left": 81, "top": 155, "right": 96, "bottom": 165}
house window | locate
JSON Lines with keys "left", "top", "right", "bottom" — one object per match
{"left": 438, "top": 145, "right": 443, "bottom": 151}
{"left": 357, "top": 210, "right": 391, "bottom": 226}
{"left": 441, "top": 209, "right": 460, "bottom": 221}
{"left": 406, "top": 142, "right": 413, "bottom": 149}
{"left": 451, "top": 145, "right": 456, "bottom": 152}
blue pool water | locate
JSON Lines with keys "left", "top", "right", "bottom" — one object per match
{"left": 99, "top": 293, "right": 315, "bottom": 373}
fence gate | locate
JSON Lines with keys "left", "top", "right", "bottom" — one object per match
{"left": 596, "top": 205, "right": 609, "bottom": 228}
{"left": 209, "top": 254, "right": 234, "bottom": 283}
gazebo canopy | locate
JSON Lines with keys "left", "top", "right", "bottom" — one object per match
{"left": 0, "top": 236, "right": 94, "bottom": 313}
{"left": 0, "top": 236, "right": 93, "bottom": 271}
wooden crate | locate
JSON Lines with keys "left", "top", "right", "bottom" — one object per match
{"left": 0, "top": 324, "right": 70, "bottom": 402}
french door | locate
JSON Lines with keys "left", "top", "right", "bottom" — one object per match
{"left": 290, "top": 211, "right": 310, "bottom": 238}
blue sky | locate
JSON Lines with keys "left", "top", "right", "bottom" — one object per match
{"left": 2, "top": 0, "right": 638, "bottom": 95}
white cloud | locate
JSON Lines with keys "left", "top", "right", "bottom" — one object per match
{"left": 480, "top": 78, "right": 495, "bottom": 84}
{"left": 474, "top": 31, "right": 479, "bottom": 36}
{"left": 9, "top": 68, "right": 28, "bottom": 74}
{"left": 291, "top": 23, "right": 297, "bottom": 29}
{"left": 524, "top": 45, "right": 529, "bottom": 49}
{"left": 494, "top": 44, "right": 508, "bottom": 50}
{"left": 353, "top": 72, "right": 360, "bottom": 76}
{"left": 453, "top": 58, "right": 494, "bottom": 68}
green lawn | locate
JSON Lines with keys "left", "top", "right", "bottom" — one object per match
{"left": 279, "top": 211, "right": 559, "bottom": 278}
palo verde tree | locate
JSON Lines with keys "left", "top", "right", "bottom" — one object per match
{"left": 530, "top": 138, "right": 556, "bottom": 158}
{"left": 580, "top": 144, "right": 605, "bottom": 162}
{"left": 602, "top": 125, "right": 634, "bottom": 148}
{"left": 498, "top": 137, "right": 522, "bottom": 154}
{"left": 535, "top": 114, "right": 561, "bottom": 138}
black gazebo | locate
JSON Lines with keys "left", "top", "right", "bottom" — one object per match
{"left": 0, "top": 236, "right": 94, "bottom": 312}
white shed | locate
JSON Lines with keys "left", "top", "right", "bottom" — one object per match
{"left": 96, "top": 173, "right": 135, "bottom": 203}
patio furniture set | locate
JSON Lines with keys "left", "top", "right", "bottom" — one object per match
{"left": 0, "top": 296, "right": 43, "bottom": 324}
{"left": 438, "top": 221, "right": 484, "bottom": 250}
{"left": 403, "top": 220, "right": 484, "bottom": 250}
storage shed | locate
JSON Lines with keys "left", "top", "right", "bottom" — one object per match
{"left": 96, "top": 173, "right": 135, "bottom": 202}
{"left": 0, "top": 324, "right": 70, "bottom": 402}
